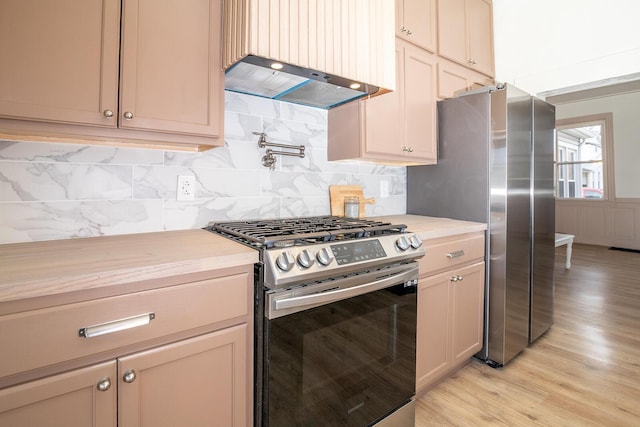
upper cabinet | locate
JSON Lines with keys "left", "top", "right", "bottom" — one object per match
{"left": 119, "top": 0, "right": 224, "bottom": 138}
{"left": 437, "top": 57, "right": 495, "bottom": 100}
{"left": 328, "top": 39, "right": 437, "bottom": 165}
{"left": 0, "top": 0, "right": 121, "bottom": 127}
{"left": 396, "top": 0, "right": 437, "bottom": 53}
{"left": 328, "top": 0, "right": 496, "bottom": 165}
{"left": 0, "top": 0, "right": 224, "bottom": 151}
{"left": 437, "top": 0, "right": 495, "bottom": 77}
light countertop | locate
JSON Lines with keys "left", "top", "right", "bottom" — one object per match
{"left": 0, "top": 215, "right": 485, "bottom": 310}
{"left": 377, "top": 214, "right": 487, "bottom": 239}
{"left": 0, "top": 229, "right": 258, "bottom": 309}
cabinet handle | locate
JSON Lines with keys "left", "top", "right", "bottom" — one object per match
{"left": 402, "top": 146, "right": 414, "bottom": 153}
{"left": 97, "top": 378, "right": 111, "bottom": 392}
{"left": 123, "top": 370, "right": 137, "bottom": 384}
{"left": 406, "top": 30, "right": 413, "bottom": 35}
{"left": 78, "top": 312, "right": 155, "bottom": 338}
{"left": 400, "top": 26, "right": 407, "bottom": 33}
{"left": 123, "top": 111, "right": 134, "bottom": 120}
{"left": 450, "top": 275, "right": 464, "bottom": 283}
{"left": 446, "top": 250, "right": 465, "bottom": 259}
{"left": 468, "top": 59, "right": 477, "bottom": 65}
{"left": 103, "top": 110, "right": 114, "bottom": 118}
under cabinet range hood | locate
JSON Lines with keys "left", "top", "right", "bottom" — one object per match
{"left": 222, "top": 0, "right": 395, "bottom": 109}
{"left": 225, "top": 56, "right": 378, "bottom": 109}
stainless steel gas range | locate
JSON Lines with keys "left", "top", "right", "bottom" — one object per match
{"left": 206, "top": 216, "right": 425, "bottom": 427}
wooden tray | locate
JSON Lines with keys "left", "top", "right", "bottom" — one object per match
{"left": 329, "top": 185, "right": 375, "bottom": 217}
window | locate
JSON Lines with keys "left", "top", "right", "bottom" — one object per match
{"left": 555, "top": 113, "right": 613, "bottom": 200}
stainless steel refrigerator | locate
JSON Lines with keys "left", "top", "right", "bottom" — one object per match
{"left": 407, "top": 84, "right": 556, "bottom": 366}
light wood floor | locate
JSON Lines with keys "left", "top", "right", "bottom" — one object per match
{"left": 415, "top": 244, "right": 640, "bottom": 426}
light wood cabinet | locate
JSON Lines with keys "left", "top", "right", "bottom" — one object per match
{"left": 119, "top": 0, "right": 223, "bottom": 138}
{"left": 118, "top": 325, "right": 248, "bottom": 426}
{"left": 0, "top": 0, "right": 224, "bottom": 151}
{"left": 0, "top": 0, "right": 121, "bottom": 127}
{"left": 328, "top": 38, "right": 437, "bottom": 165}
{"left": 0, "top": 327, "right": 248, "bottom": 427}
{"left": 416, "top": 232, "right": 485, "bottom": 393}
{"left": 437, "top": 0, "right": 494, "bottom": 77}
{"left": 437, "top": 58, "right": 495, "bottom": 99}
{"left": 0, "top": 271, "right": 253, "bottom": 426}
{"left": 396, "top": 0, "right": 437, "bottom": 53}
{"left": 0, "top": 361, "right": 116, "bottom": 427}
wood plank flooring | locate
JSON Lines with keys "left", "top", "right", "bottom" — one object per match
{"left": 415, "top": 244, "right": 640, "bottom": 426}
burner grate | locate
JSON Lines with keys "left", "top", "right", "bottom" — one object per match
{"left": 206, "top": 216, "right": 406, "bottom": 248}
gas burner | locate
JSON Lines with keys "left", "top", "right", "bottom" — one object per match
{"left": 206, "top": 216, "right": 407, "bottom": 249}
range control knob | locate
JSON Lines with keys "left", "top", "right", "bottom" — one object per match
{"left": 410, "top": 235, "right": 423, "bottom": 249}
{"left": 297, "top": 249, "right": 315, "bottom": 269}
{"left": 276, "top": 252, "right": 295, "bottom": 272}
{"left": 395, "top": 236, "right": 410, "bottom": 251}
{"left": 316, "top": 247, "right": 335, "bottom": 266}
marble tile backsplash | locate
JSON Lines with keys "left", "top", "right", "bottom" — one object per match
{"left": 0, "top": 92, "right": 407, "bottom": 244}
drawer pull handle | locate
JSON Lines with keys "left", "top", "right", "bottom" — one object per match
{"left": 79, "top": 312, "right": 155, "bottom": 338}
{"left": 446, "top": 250, "right": 465, "bottom": 259}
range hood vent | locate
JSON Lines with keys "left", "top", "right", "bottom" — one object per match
{"left": 225, "top": 56, "right": 379, "bottom": 109}
{"left": 222, "top": 0, "right": 395, "bottom": 109}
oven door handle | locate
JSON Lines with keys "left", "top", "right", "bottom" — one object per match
{"left": 274, "top": 267, "right": 417, "bottom": 312}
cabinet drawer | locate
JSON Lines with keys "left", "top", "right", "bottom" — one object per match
{"left": 419, "top": 233, "right": 485, "bottom": 276}
{"left": 0, "top": 273, "right": 250, "bottom": 379}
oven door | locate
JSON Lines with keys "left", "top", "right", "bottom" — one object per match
{"left": 263, "top": 262, "right": 418, "bottom": 427}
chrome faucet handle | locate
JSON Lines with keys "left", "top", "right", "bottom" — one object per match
{"left": 262, "top": 150, "right": 277, "bottom": 170}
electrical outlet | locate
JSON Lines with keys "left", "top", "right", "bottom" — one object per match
{"left": 380, "top": 181, "right": 390, "bottom": 198}
{"left": 177, "top": 175, "right": 195, "bottom": 201}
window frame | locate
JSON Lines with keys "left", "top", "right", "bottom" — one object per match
{"left": 555, "top": 113, "right": 615, "bottom": 202}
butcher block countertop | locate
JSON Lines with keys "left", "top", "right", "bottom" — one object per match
{"left": 0, "top": 229, "right": 258, "bottom": 311}
{"left": 0, "top": 215, "right": 485, "bottom": 312}
{"left": 377, "top": 214, "right": 487, "bottom": 239}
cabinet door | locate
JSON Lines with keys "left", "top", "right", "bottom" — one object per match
{"left": 118, "top": 324, "right": 249, "bottom": 427}
{"left": 0, "top": 0, "right": 120, "bottom": 127}
{"left": 437, "top": 0, "right": 466, "bottom": 66}
{"left": 119, "top": 0, "right": 223, "bottom": 138}
{"left": 363, "top": 47, "right": 403, "bottom": 157}
{"left": 467, "top": 0, "right": 494, "bottom": 77}
{"left": 451, "top": 262, "right": 485, "bottom": 365}
{"left": 437, "top": 60, "right": 470, "bottom": 100}
{"left": 397, "top": 0, "right": 437, "bottom": 53}
{"left": 0, "top": 361, "right": 116, "bottom": 427}
{"left": 416, "top": 272, "right": 451, "bottom": 391}
{"left": 403, "top": 42, "right": 437, "bottom": 163}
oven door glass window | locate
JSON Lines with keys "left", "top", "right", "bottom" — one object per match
{"left": 265, "top": 283, "right": 416, "bottom": 426}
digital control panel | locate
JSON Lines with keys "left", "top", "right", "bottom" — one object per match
{"left": 331, "top": 239, "right": 387, "bottom": 265}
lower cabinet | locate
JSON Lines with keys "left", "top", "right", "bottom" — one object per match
{"left": 415, "top": 232, "right": 485, "bottom": 393}
{"left": 119, "top": 325, "right": 248, "bottom": 426}
{"left": 416, "top": 262, "right": 484, "bottom": 391}
{"left": 0, "top": 325, "right": 248, "bottom": 427}
{"left": 0, "top": 270, "right": 253, "bottom": 426}
{"left": 0, "top": 361, "right": 117, "bottom": 427}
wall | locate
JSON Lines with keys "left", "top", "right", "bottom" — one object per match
{"left": 0, "top": 92, "right": 407, "bottom": 244}
{"left": 556, "top": 91, "right": 640, "bottom": 198}
{"left": 492, "top": 0, "right": 640, "bottom": 95}
{"left": 554, "top": 90, "right": 640, "bottom": 249}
